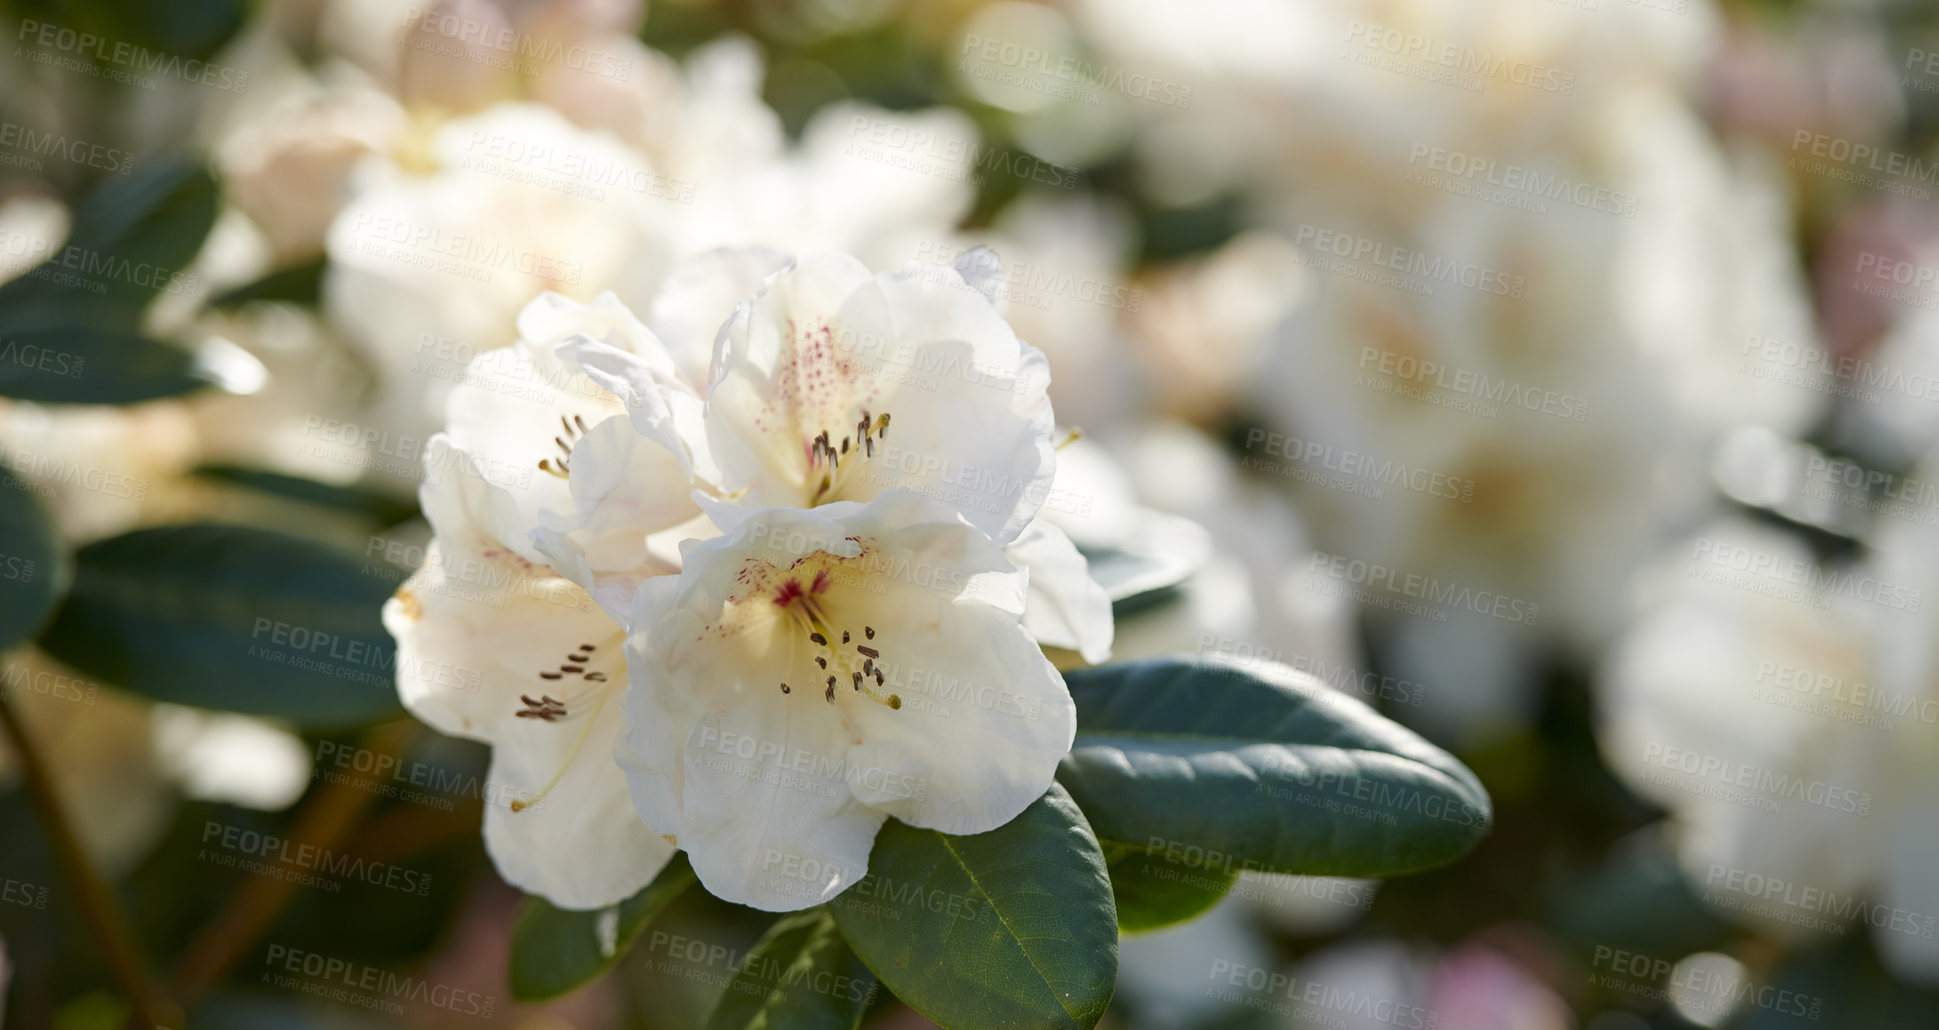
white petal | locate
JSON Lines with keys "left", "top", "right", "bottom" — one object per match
{"left": 482, "top": 691, "right": 676, "bottom": 910}
{"left": 1007, "top": 518, "right": 1114, "bottom": 664}
{"left": 677, "top": 701, "right": 887, "bottom": 911}
{"left": 649, "top": 246, "right": 793, "bottom": 387}
{"left": 532, "top": 414, "right": 699, "bottom": 621}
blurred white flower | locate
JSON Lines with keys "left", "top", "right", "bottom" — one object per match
{"left": 1599, "top": 510, "right": 1939, "bottom": 984}
{"left": 151, "top": 705, "right": 311, "bottom": 810}
{"left": 617, "top": 490, "right": 1077, "bottom": 911}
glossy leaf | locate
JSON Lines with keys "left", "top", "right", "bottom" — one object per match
{"left": 1102, "top": 843, "right": 1234, "bottom": 934}
{"left": 0, "top": 462, "right": 69, "bottom": 651}
{"left": 830, "top": 783, "right": 1117, "bottom": 1030}
{"left": 34, "top": 524, "right": 401, "bottom": 725}
{"left": 0, "top": 326, "right": 211, "bottom": 404}
{"left": 703, "top": 909, "right": 875, "bottom": 1030}
{"left": 1059, "top": 656, "right": 1492, "bottom": 879}
{"left": 510, "top": 854, "right": 697, "bottom": 1002}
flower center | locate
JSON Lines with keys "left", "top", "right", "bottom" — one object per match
{"left": 805, "top": 409, "right": 890, "bottom": 506}
{"left": 770, "top": 566, "right": 901, "bottom": 710}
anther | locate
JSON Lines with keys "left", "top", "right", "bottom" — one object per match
{"left": 842, "top": 631, "right": 850, "bottom": 644}
{"left": 864, "top": 626, "right": 875, "bottom": 639}
{"left": 810, "top": 632, "right": 827, "bottom": 646}
{"left": 853, "top": 671, "right": 863, "bottom": 691}
{"left": 815, "top": 656, "right": 827, "bottom": 669}
{"left": 780, "top": 682, "right": 791, "bottom": 694}
{"left": 539, "top": 671, "right": 562, "bottom": 680}
{"left": 856, "top": 645, "right": 879, "bottom": 659}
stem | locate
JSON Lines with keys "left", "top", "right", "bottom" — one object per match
{"left": 170, "top": 719, "right": 419, "bottom": 1003}
{"left": 0, "top": 690, "right": 181, "bottom": 1029}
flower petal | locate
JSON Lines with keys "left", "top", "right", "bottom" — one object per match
{"left": 1007, "top": 518, "right": 1114, "bottom": 664}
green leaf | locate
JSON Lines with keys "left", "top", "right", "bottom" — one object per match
{"left": 0, "top": 326, "right": 212, "bottom": 404}
{"left": 0, "top": 462, "right": 69, "bottom": 651}
{"left": 1102, "top": 843, "right": 1234, "bottom": 934}
{"left": 703, "top": 909, "right": 875, "bottom": 1030}
{"left": 510, "top": 854, "right": 697, "bottom": 1002}
{"left": 34, "top": 523, "right": 401, "bottom": 726}
{"left": 1058, "top": 657, "right": 1492, "bottom": 880}
{"left": 193, "top": 465, "right": 418, "bottom": 526}
{"left": 0, "top": 161, "right": 219, "bottom": 329}
{"left": 830, "top": 783, "right": 1117, "bottom": 1030}
{"left": 209, "top": 258, "right": 326, "bottom": 310}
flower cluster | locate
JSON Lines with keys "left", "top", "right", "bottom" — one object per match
{"left": 383, "top": 247, "right": 1112, "bottom": 910}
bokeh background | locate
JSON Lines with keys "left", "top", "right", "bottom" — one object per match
{"left": 4, "top": 0, "right": 1939, "bottom": 1026}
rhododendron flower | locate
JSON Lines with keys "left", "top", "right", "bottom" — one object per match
{"left": 617, "top": 491, "right": 1077, "bottom": 910}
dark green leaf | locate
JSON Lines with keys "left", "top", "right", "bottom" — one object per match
{"left": 1058, "top": 657, "right": 1491, "bottom": 879}
{"left": 0, "top": 326, "right": 211, "bottom": 404}
{"left": 0, "top": 162, "right": 219, "bottom": 329}
{"left": 830, "top": 783, "right": 1117, "bottom": 1030}
{"left": 193, "top": 465, "right": 417, "bottom": 526}
{"left": 34, "top": 523, "right": 401, "bottom": 725}
{"left": 0, "top": 462, "right": 69, "bottom": 650}
{"left": 11, "top": 0, "right": 251, "bottom": 63}
{"left": 209, "top": 258, "right": 326, "bottom": 310}
{"left": 1102, "top": 844, "right": 1234, "bottom": 934}
{"left": 704, "top": 909, "right": 875, "bottom": 1030}
{"left": 510, "top": 854, "right": 697, "bottom": 1002}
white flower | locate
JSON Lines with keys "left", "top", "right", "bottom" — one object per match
{"left": 575, "top": 249, "right": 1057, "bottom": 545}
{"left": 616, "top": 490, "right": 1077, "bottom": 911}
{"left": 383, "top": 435, "right": 678, "bottom": 909}
{"left": 554, "top": 248, "right": 1113, "bottom": 659}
